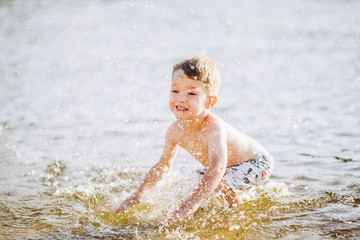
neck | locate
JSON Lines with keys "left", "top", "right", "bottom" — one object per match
{"left": 179, "top": 112, "right": 210, "bottom": 132}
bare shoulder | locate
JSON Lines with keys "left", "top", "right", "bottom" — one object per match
{"left": 205, "top": 114, "right": 227, "bottom": 138}
{"left": 167, "top": 120, "right": 181, "bottom": 133}
{"left": 165, "top": 121, "right": 182, "bottom": 142}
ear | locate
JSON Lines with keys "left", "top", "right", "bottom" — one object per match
{"left": 205, "top": 96, "right": 218, "bottom": 109}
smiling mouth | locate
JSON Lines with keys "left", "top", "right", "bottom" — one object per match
{"left": 175, "top": 106, "right": 188, "bottom": 111}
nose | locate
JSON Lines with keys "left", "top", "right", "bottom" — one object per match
{"left": 174, "top": 92, "right": 186, "bottom": 102}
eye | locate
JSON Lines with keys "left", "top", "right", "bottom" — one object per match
{"left": 188, "top": 92, "right": 197, "bottom": 96}
{"left": 171, "top": 90, "right": 179, "bottom": 93}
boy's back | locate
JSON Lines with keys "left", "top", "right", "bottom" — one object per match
{"left": 169, "top": 113, "right": 270, "bottom": 168}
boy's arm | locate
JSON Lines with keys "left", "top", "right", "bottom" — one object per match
{"left": 115, "top": 125, "right": 179, "bottom": 214}
{"left": 171, "top": 123, "right": 227, "bottom": 221}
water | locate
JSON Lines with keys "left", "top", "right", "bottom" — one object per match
{"left": 1, "top": 0, "right": 359, "bottom": 239}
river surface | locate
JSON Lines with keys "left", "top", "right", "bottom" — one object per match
{"left": 1, "top": 0, "right": 360, "bottom": 239}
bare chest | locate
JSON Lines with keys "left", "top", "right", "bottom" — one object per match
{"left": 178, "top": 134, "right": 209, "bottom": 165}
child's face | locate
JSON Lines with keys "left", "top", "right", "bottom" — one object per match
{"left": 169, "top": 70, "right": 210, "bottom": 120}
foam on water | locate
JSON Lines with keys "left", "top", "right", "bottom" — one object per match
{"left": 3, "top": 161, "right": 294, "bottom": 239}
{"left": 1, "top": 155, "right": 359, "bottom": 239}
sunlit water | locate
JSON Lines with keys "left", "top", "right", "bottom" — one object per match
{"left": 1, "top": 0, "right": 359, "bottom": 239}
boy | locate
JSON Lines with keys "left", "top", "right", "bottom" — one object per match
{"left": 114, "top": 55, "right": 273, "bottom": 221}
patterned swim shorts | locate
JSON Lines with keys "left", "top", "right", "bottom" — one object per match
{"left": 222, "top": 154, "right": 274, "bottom": 189}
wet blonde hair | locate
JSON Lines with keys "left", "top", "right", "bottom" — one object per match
{"left": 172, "top": 55, "right": 221, "bottom": 95}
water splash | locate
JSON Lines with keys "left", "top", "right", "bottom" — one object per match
{"left": 2, "top": 161, "right": 360, "bottom": 239}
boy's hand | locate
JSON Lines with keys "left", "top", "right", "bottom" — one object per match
{"left": 171, "top": 208, "right": 192, "bottom": 222}
{"left": 114, "top": 195, "right": 141, "bottom": 214}
{"left": 170, "top": 200, "right": 199, "bottom": 221}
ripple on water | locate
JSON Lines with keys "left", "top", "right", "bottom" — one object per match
{"left": 1, "top": 166, "right": 293, "bottom": 239}
{"left": 2, "top": 163, "right": 360, "bottom": 239}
